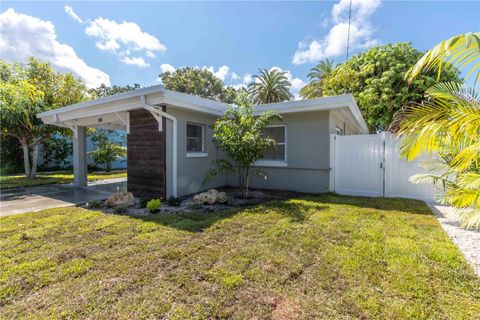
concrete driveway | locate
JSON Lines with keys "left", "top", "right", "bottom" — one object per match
{"left": 0, "top": 178, "right": 126, "bottom": 217}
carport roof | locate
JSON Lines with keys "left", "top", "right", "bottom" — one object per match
{"left": 37, "top": 84, "right": 368, "bottom": 133}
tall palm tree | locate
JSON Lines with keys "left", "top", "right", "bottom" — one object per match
{"left": 248, "top": 68, "right": 293, "bottom": 104}
{"left": 398, "top": 32, "right": 480, "bottom": 228}
{"left": 300, "top": 59, "right": 336, "bottom": 99}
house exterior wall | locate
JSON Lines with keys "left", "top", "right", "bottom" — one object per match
{"left": 157, "top": 107, "right": 361, "bottom": 197}
{"left": 165, "top": 107, "right": 227, "bottom": 197}
{"left": 226, "top": 110, "right": 332, "bottom": 193}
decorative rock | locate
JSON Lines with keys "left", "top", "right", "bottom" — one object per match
{"left": 105, "top": 192, "right": 135, "bottom": 208}
{"left": 193, "top": 189, "right": 219, "bottom": 205}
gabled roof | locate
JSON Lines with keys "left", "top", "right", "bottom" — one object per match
{"left": 37, "top": 84, "right": 368, "bottom": 133}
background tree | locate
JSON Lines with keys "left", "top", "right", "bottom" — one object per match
{"left": 300, "top": 59, "right": 336, "bottom": 99}
{"left": 89, "top": 130, "right": 127, "bottom": 172}
{"left": 248, "top": 68, "right": 293, "bottom": 104}
{"left": 160, "top": 67, "right": 240, "bottom": 103}
{"left": 321, "top": 43, "right": 459, "bottom": 132}
{"left": 205, "top": 95, "right": 282, "bottom": 197}
{"left": 397, "top": 32, "right": 480, "bottom": 228}
{"left": 42, "top": 138, "right": 72, "bottom": 170}
{"left": 90, "top": 83, "right": 141, "bottom": 98}
{"left": 0, "top": 58, "right": 90, "bottom": 179}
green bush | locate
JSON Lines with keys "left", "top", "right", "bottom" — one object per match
{"left": 167, "top": 196, "right": 181, "bottom": 207}
{"left": 146, "top": 199, "right": 161, "bottom": 213}
{"left": 187, "top": 202, "right": 203, "bottom": 211}
{"left": 87, "top": 200, "right": 104, "bottom": 209}
{"left": 114, "top": 206, "right": 127, "bottom": 214}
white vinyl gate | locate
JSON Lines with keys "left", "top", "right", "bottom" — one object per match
{"left": 330, "top": 133, "right": 436, "bottom": 202}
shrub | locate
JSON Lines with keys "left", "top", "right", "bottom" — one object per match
{"left": 187, "top": 203, "right": 203, "bottom": 212}
{"left": 114, "top": 206, "right": 127, "bottom": 214}
{"left": 167, "top": 196, "right": 181, "bottom": 207}
{"left": 217, "top": 195, "right": 234, "bottom": 206}
{"left": 87, "top": 200, "right": 104, "bottom": 209}
{"left": 146, "top": 199, "right": 162, "bottom": 213}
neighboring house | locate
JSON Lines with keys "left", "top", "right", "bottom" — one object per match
{"left": 38, "top": 132, "right": 127, "bottom": 170}
{"left": 37, "top": 85, "right": 368, "bottom": 198}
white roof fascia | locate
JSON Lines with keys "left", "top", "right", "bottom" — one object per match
{"left": 254, "top": 94, "right": 369, "bottom": 134}
{"left": 37, "top": 85, "right": 165, "bottom": 118}
{"left": 37, "top": 84, "right": 368, "bottom": 134}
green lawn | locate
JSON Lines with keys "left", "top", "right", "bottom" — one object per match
{"left": 0, "top": 171, "right": 127, "bottom": 190}
{"left": 1, "top": 195, "right": 479, "bottom": 319}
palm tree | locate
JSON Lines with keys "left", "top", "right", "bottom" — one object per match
{"left": 398, "top": 32, "right": 480, "bottom": 228}
{"left": 248, "top": 68, "right": 293, "bottom": 104}
{"left": 300, "top": 59, "right": 336, "bottom": 99}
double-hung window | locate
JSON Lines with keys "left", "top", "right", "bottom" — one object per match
{"left": 257, "top": 125, "right": 287, "bottom": 166}
{"left": 186, "top": 123, "right": 206, "bottom": 156}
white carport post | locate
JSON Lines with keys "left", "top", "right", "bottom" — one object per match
{"left": 72, "top": 126, "right": 88, "bottom": 187}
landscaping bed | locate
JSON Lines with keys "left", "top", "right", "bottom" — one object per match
{"left": 1, "top": 195, "right": 479, "bottom": 319}
{"left": 85, "top": 186, "right": 313, "bottom": 215}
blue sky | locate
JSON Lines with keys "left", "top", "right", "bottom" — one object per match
{"left": 1, "top": 1, "right": 479, "bottom": 96}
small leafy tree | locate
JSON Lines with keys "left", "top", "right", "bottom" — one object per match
{"left": 89, "top": 130, "right": 126, "bottom": 172}
{"left": 0, "top": 58, "right": 90, "bottom": 179}
{"left": 205, "top": 95, "right": 282, "bottom": 197}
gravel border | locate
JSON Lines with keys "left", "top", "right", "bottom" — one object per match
{"left": 427, "top": 203, "right": 480, "bottom": 277}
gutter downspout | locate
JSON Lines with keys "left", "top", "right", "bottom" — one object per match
{"left": 140, "top": 95, "right": 178, "bottom": 197}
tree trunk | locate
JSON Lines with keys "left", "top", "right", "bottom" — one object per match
{"left": 30, "top": 143, "right": 39, "bottom": 179}
{"left": 21, "top": 142, "right": 31, "bottom": 179}
{"left": 244, "top": 167, "right": 250, "bottom": 198}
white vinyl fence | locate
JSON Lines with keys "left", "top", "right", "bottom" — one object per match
{"left": 329, "top": 133, "right": 436, "bottom": 202}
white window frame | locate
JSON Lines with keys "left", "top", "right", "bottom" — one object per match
{"left": 186, "top": 122, "right": 208, "bottom": 158}
{"left": 255, "top": 124, "right": 287, "bottom": 167}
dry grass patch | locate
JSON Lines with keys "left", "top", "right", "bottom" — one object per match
{"left": 0, "top": 195, "right": 479, "bottom": 319}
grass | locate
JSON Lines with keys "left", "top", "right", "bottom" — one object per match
{"left": 0, "top": 171, "right": 127, "bottom": 190}
{"left": 1, "top": 195, "right": 479, "bottom": 319}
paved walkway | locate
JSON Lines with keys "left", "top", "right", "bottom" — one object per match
{"left": 0, "top": 178, "right": 127, "bottom": 217}
{"left": 428, "top": 204, "right": 480, "bottom": 277}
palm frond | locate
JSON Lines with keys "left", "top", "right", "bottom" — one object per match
{"left": 406, "top": 32, "right": 480, "bottom": 84}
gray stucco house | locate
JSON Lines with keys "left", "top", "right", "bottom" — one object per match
{"left": 37, "top": 85, "right": 368, "bottom": 198}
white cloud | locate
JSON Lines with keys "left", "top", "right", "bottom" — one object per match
{"left": 120, "top": 56, "right": 149, "bottom": 68}
{"left": 214, "top": 65, "right": 230, "bottom": 81}
{"left": 229, "top": 73, "right": 253, "bottom": 90}
{"left": 0, "top": 8, "right": 110, "bottom": 87}
{"left": 231, "top": 72, "right": 240, "bottom": 81}
{"left": 202, "top": 65, "right": 230, "bottom": 81}
{"left": 293, "top": 0, "right": 381, "bottom": 64}
{"left": 146, "top": 51, "right": 156, "bottom": 58}
{"left": 160, "top": 63, "right": 175, "bottom": 74}
{"left": 243, "top": 73, "right": 253, "bottom": 85}
{"left": 64, "top": 5, "right": 83, "bottom": 24}
{"left": 85, "top": 17, "right": 166, "bottom": 67}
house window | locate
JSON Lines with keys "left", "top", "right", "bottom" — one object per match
{"left": 335, "top": 126, "right": 344, "bottom": 136}
{"left": 186, "top": 123, "right": 205, "bottom": 153}
{"left": 260, "top": 125, "right": 286, "bottom": 162}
